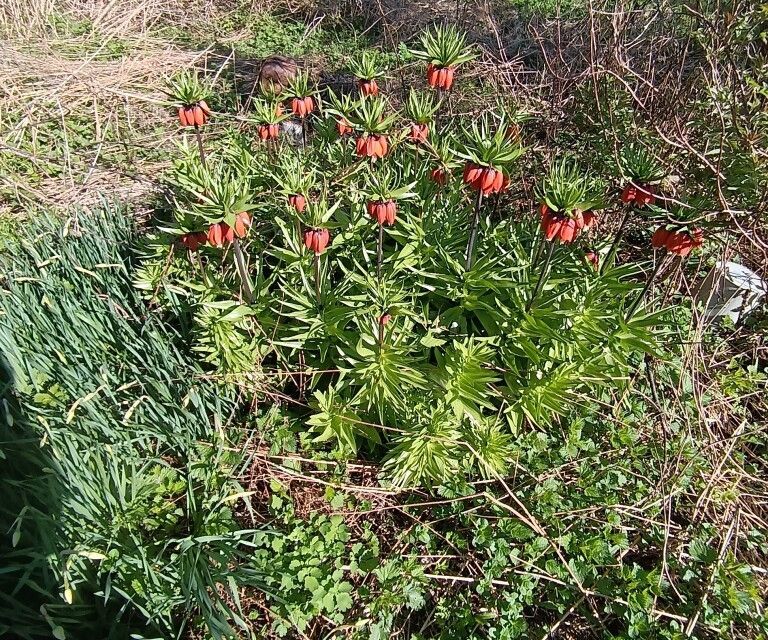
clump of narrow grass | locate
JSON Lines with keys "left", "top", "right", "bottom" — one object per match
{"left": 0, "top": 204, "right": 262, "bottom": 638}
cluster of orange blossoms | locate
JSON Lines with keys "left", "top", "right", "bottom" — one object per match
{"left": 303, "top": 228, "right": 331, "bottom": 254}
{"left": 288, "top": 194, "right": 307, "bottom": 213}
{"left": 620, "top": 183, "right": 655, "bottom": 207}
{"left": 426, "top": 64, "right": 455, "bottom": 90}
{"left": 409, "top": 123, "right": 429, "bottom": 143}
{"left": 209, "top": 212, "right": 251, "bottom": 247}
{"left": 430, "top": 167, "right": 448, "bottom": 186}
{"left": 356, "top": 134, "right": 389, "bottom": 159}
{"left": 290, "top": 96, "right": 315, "bottom": 117}
{"left": 181, "top": 212, "right": 252, "bottom": 251}
{"left": 177, "top": 101, "right": 211, "bottom": 127}
{"left": 462, "top": 164, "right": 509, "bottom": 196}
{"left": 180, "top": 231, "right": 207, "bottom": 252}
{"left": 539, "top": 204, "right": 597, "bottom": 244}
{"left": 367, "top": 200, "right": 397, "bottom": 226}
{"left": 257, "top": 123, "right": 279, "bottom": 140}
{"left": 651, "top": 226, "right": 703, "bottom": 257}
{"left": 358, "top": 79, "right": 379, "bottom": 97}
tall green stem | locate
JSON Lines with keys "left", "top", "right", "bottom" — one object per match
{"left": 526, "top": 240, "right": 556, "bottom": 312}
{"left": 294, "top": 217, "right": 302, "bottom": 246}
{"left": 491, "top": 192, "right": 501, "bottom": 220}
{"left": 314, "top": 252, "right": 321, "bottom": 304}
{"left": 601, "top": 206, "right": 631, "bottom": 275}
{"left": 194, "top": 124, "right": 206, "bottom": 165}
{"left": 194, "top": 252, "right": 210, "bottom": 288}
{"left": 232, "top": 238, "right": 253, "bottom": 304}
{"left": 376, "top": 223, "right": 384, "bottom": 280}
{"left": 625, "top": 255, "right": 667, "bottom": 321}
{"left": 532, "top": 232, "right": 545, "bottom": 267}
{"left": 464, "top": 189, "right": 484, "bottom": 271}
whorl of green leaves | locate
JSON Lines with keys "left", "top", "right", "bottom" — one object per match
{"left": 536, "top": 156, "right": 589, "bottom": 212}
{"left": 620, "top": 143, "right": 666, "bottom": 183}
{"left": 363, "top": 163, "right": 418, "bottom": 202}
{"left": 285, "top": 70, "right": 314, "bottom": 99}
{"left": 459, "top": 114, "right": 525, "bottom": 169}
{"left": 251, "top": 97, "right": 287, "bottom": 125}
{"left": 405, "top": 90, "right": 440, "bottom": 124}
{"left": 347, "top": 49, "right": 384, "bottom": 81}
{"left": 166, "top": 70, "right": 211, "bottom": 106}
{"left": 171, "top": 157, "right": 256, "bottom": 227}
{"left": 324, "top": 88, "right": 359, "bottom": 123}
{"left": 267, "top": 151, "right": 319, "bottom": 196}
{"left": 411, "top": 25, "right": 476, "bottom": 67}
{"left": 349, "top": 95, "right": 398, "bottom": 134}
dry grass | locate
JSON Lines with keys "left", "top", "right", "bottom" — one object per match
{"left": 0, "top": 0, "right": 237, "bottom": 213}
{"left": 0, "top": 0, "right": 233, "bottom": 41}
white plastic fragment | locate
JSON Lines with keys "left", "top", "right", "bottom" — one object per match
{"left": 695, "top": 261, "right": 767, "bottom": 323}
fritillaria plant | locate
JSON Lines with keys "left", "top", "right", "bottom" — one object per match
{"left": 251, "top": 97, "right": 288, "bottom": 142}
{"left": 325, "top": 88, "right": 359, "bottom": 138}
{"left": 348, "top": 50, "right": 385, "bottom": 97}
{"left": 404, "top": 90, "right": 440, "bottom": 144}
{"left": 411, "top": 25, "right": 476, "bottom": 92}
{"left": 626, "top": 204, "right": 705, "bottom": 320}
{"left": 349, "top": 95, "right": 399, "bottom": 161}
{"left": 361, "top": 166, "right": 417, "bottom": 279}
{"left": 528, "top": 158, "right": 590, "bottom": 311}
{"left": 285, "top": 71, "right": 318, "bottom": 147}
{"left": 167, "top": 71, "right": 213, "bottom": 163}
{"left": 426, "top": 134, "right": 461, "bottom": 188}
{"left": 458, "top": 116, "right": 523, "bottom": 269}
{"left": 300, "top": 195, "right": 339, "bottom": 304}
{"left": 174, "top": 160, "right": 257, "bottom": 303}
{"left": 268, "top": 154, "right": 318, "bottom": 219}
{"left": 604, "top": 143, "right": 666, "bottom": 272}
{"left": 619, "top": 144, "right": 665, "bottom": 207}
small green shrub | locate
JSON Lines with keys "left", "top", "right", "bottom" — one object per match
{"left": 250, "top": 482, "right": 377, "bottom": 636}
